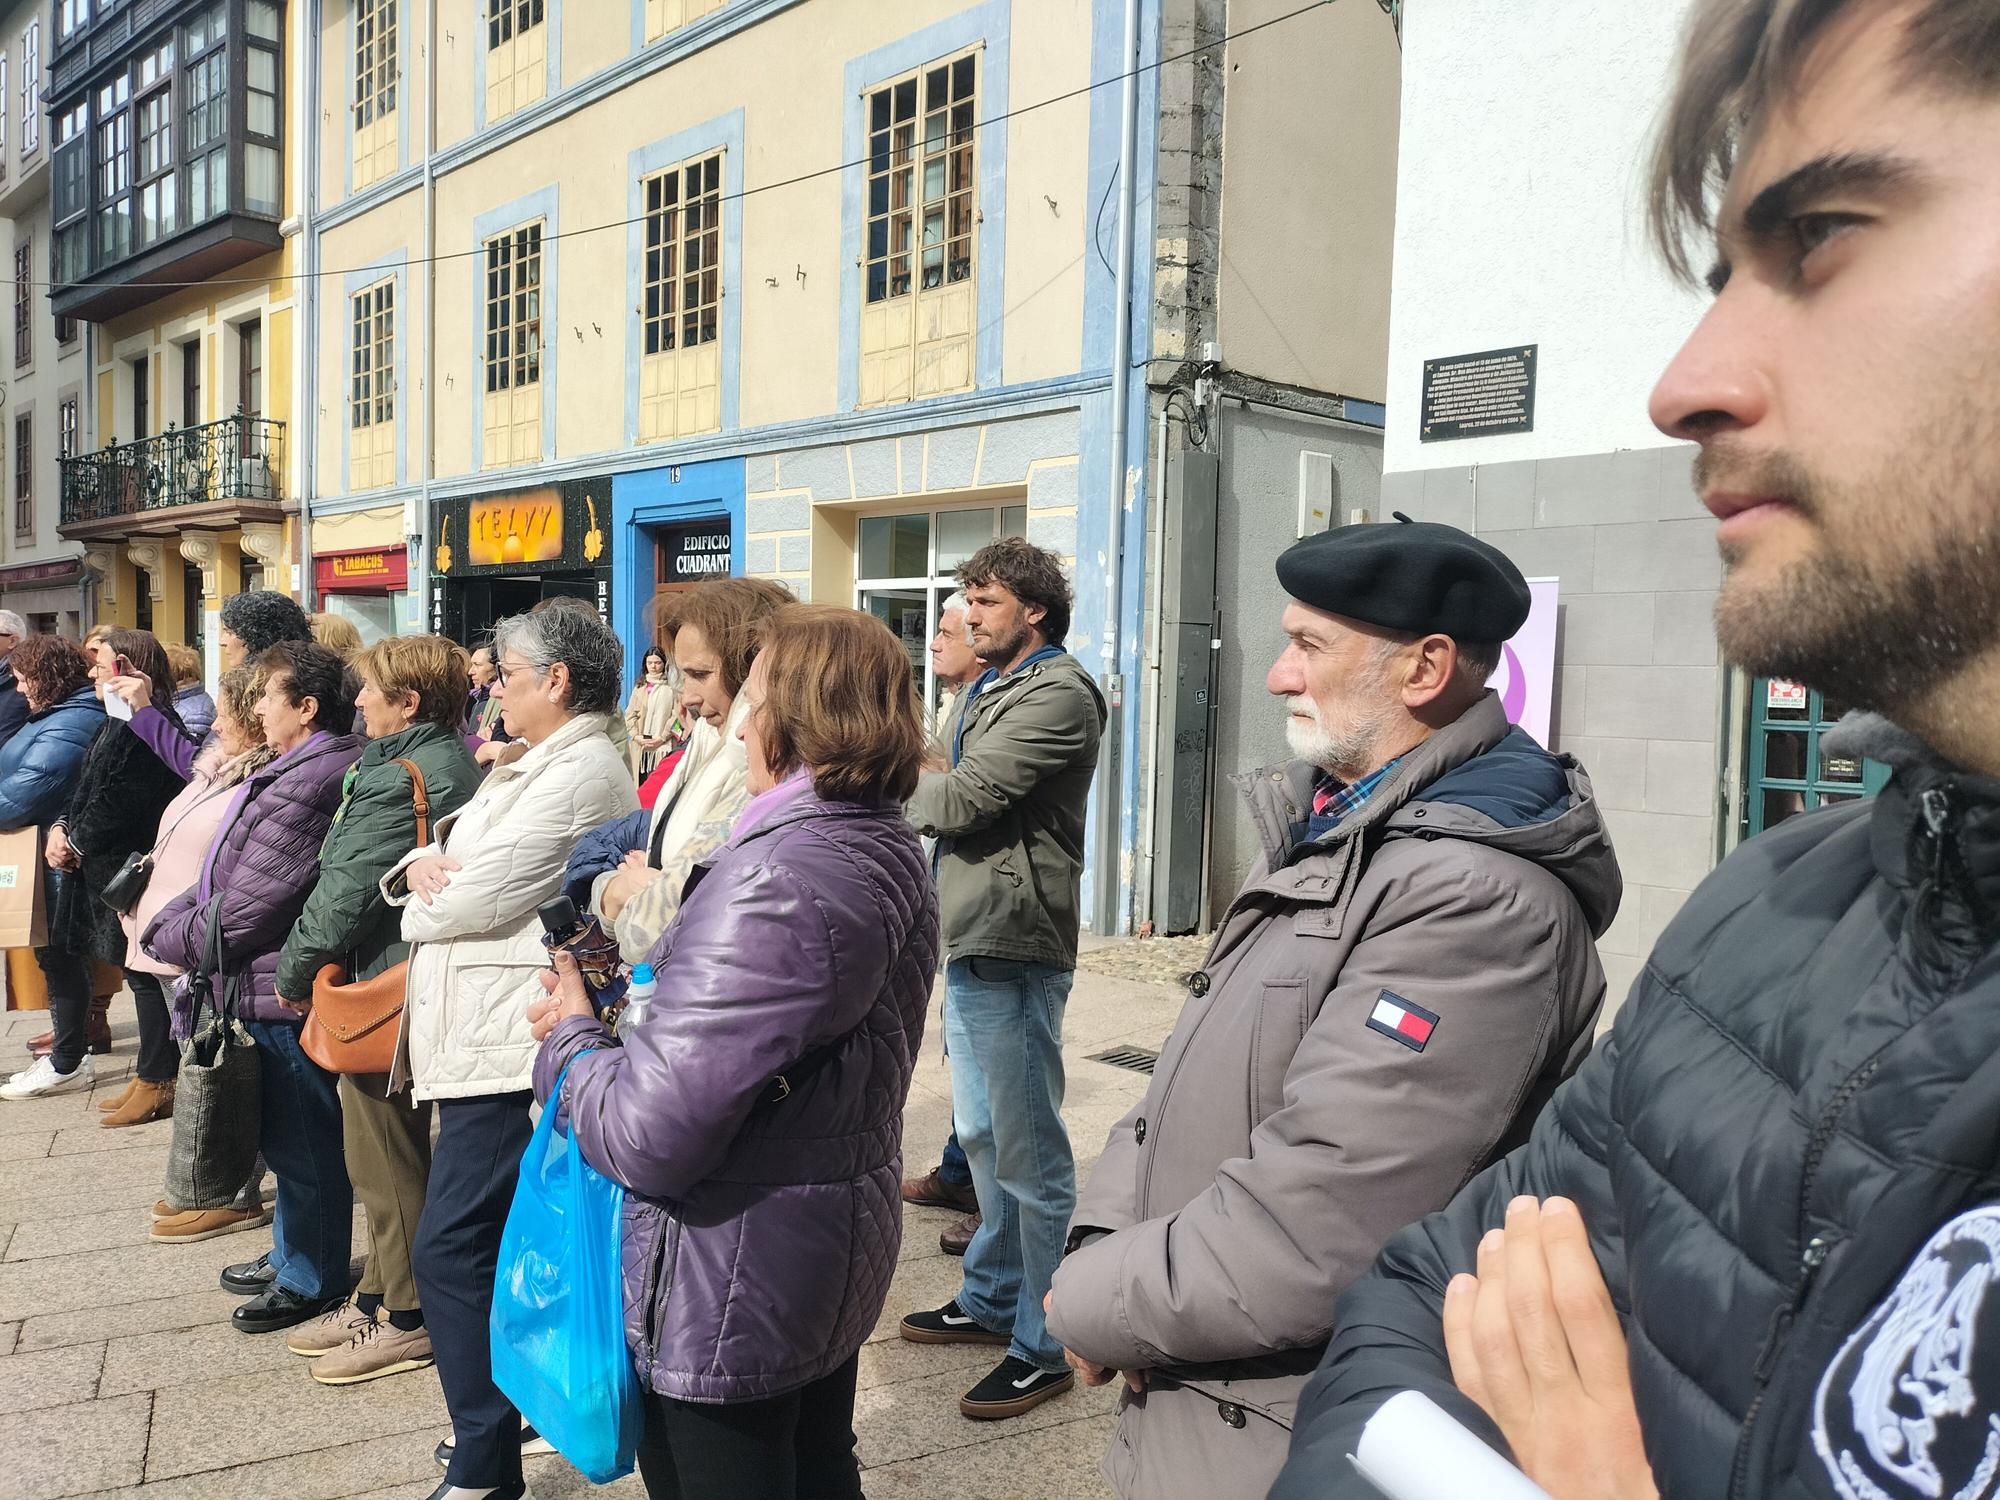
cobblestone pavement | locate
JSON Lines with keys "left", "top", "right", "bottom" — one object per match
{"left": 1075, "top": 933, "right": 1211, "bottom": 990}
{"left": 0, "top": 963, "right": 1189, "bottom": 1500}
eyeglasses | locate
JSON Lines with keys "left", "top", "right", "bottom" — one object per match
{"left": 496, "top": 660, "right": 546, "bottom": 688}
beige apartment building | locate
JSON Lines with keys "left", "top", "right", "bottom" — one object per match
{"left": 304, "top": 0, "right": 1403, "bottom": 934}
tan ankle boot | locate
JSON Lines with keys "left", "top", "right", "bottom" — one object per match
{"left": 100, "top": 1079, "right": 173, "bottom": 1129}
{"left": 97, "top": 1079, "right": 139, "bottom": 1113}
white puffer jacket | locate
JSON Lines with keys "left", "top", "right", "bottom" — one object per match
{"left": 385, "top": 713, "right": 640, "bottom": 1101}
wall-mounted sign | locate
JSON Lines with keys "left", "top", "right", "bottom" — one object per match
{"left": 1767, "top": 678, "right": 1809, "bottom": 712}
{"left": 430, "top": 480, "right": 612, "bottom": 578}
{"left": 1486, "top": 577, "right": 1559, "bottom": 749}
{"left": 656, "top": 518, "right": 733, "bottom": 581}
{"left": 315, "top": 546, "right": 409, "bottom": 595}
{"left": 468, "top": 489, "right": 564, "bottom": 567}
{"left": 1421, "top": 345, "right": 1538, "bottom": 442}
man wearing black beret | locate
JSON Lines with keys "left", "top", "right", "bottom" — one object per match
{"left": 1045, "top": 514, "right": 1623, "bottom": 1500}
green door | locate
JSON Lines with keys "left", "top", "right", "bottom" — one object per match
{"left": 1745, "top": 678, "right": 1892, "bottom": 837}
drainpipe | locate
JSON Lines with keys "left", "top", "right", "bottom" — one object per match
{"left": 298, "top": 0, "right": 322, "bottom": 610}
{"left": 418, "top": 0, "right": 437, "bottom": 634}
{"left": 1093, "top": 0, "right": 1142, "bottom": 938}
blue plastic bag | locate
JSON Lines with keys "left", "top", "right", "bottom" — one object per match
{"left": 491, "top": 1063, "right": 640, "bottom": 1484}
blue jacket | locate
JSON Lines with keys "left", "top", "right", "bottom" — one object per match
{"left": 0, "top": 687, "right": 105, "bottom": 831}
{"left": 563, "top": 807, "right": 650, "bottom": 908}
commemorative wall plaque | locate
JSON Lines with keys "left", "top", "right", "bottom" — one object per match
{"left": 1421, "top": 345, "right": 1538, "bottom": 442}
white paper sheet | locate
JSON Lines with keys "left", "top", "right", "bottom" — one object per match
{"left": 1349, "top": 1391, "right": 1555, "bottom": 1500}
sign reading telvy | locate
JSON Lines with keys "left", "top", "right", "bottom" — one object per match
{"left": 468, "top": 490, "right": 564, "bottom": 567}
{"left": 1421, "top": 345, "right": 1538, "bottom": 442}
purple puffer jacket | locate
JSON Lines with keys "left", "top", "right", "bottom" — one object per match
{"left": 533, "top": 788, "right": 939, "bottom": 1404}
{"left": 144, "top": 732, "right": 364, "bottom": 1023}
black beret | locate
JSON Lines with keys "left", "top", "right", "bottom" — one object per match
{"left": 1275, "top": 512, "right": 1530, "bottom": 642}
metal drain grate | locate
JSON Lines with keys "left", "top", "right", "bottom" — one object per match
{"left": 1088, "top": 1045, "right": 1160, "bottom": 1075}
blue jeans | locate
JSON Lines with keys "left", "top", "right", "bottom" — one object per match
{"left": 244, "top": 1019, "right": 353, "bottom": 1299}
{"left": 944, "top": 956, "right": 1077, "bottom": 1372}
{"left": 938, "top": 1132, "right": 972, "bottom": 1189}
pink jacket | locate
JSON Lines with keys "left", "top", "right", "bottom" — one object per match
{"left": 121, "top": 745, "right": 260, "bottom": 977}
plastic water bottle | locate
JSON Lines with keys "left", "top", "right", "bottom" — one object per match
{"left": 623, "top": 963, "right": 657, "bottom": 1031}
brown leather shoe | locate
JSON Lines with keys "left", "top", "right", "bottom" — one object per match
{"left": 941, "top": 1211, "right": 980, "bottom": 1257}
{"left": 28, "top": 999, "right": 112, "bottom": 1059}
{"left": 902, "top": 1167, "right": 978, "bottom": 1213}
{"left": 101, "top": 1079, "right": 173, "bottom": 1129}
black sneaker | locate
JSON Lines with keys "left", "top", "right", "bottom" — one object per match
{"left": 899, "top": 1298, "right": 1011, "bottom": 1347}
{"left": 219, "top": 1252, "right": 276, "bottom": 1295}
{"left": 435, "top": 1426, "right": 556, "bottom": 1468}
{"left": 959, "top": 1356, "right": 1075, "bottom": 1419}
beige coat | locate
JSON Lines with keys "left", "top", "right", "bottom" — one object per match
{"left": 386, "top": 713, "right": 639, "bottom": 1101}
{"left": 1045, "top": 694, "right": 1623, "bottom": 1500}
{"left": 623, "top": 673, "right": 680, "bottom": 776}
{"left": 592, "top": 695, "right": 751, "bottom": 964}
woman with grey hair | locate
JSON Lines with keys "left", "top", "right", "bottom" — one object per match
{"left": 381, "top": 605, "right": 637, "bottom": 1500}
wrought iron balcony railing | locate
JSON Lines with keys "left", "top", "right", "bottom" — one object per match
{"left": 60, "top": 413, "right": 284, "bottom": 529}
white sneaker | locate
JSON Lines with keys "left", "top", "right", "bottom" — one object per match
{"left": 0, "top": 1054, "right": 94, "bottom": 1101}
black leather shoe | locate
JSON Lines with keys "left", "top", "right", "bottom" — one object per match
{"left": 232, "top": 1284, "right": 346, "bottom": 1335}
{"left": 436, "top": 1426, "right": 555, "bottom": 1468}
{"left": 423, "top": 1482, "right": 525, "bottom": 1500}
{"left": 219, "top": 1252, "right": 276, "bottom": 1295}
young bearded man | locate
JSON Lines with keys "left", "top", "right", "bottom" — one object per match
{"left": 1275, "top": 5, "right": 2000, "bottom": 1498}
{"left": 900, "top": 539, "right": 1106, "bottom": 1420}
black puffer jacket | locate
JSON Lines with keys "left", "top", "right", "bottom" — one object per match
{"left": 1275, "top": 725, "right": 2000, "bottom": 1500}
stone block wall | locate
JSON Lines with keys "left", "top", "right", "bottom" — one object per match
{"left": 1381, "top": 441, "right": 1718, "bottom": 1016}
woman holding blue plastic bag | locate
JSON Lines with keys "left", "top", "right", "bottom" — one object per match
{"left": 528, "top": 604, "right": 938, "bottom": 1500}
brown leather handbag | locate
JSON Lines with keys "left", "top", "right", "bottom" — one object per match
{"left": 302, "top": 758, "right": 430, "bottom": 1076}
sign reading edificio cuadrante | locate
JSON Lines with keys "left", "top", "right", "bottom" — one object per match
{"left": 1421, "top": 345, "right": 1538, "bottom": 442}
{"left": 658, "top": 519, "right": 733, "bottom": 579}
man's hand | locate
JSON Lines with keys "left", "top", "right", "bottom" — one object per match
{"left": 1443, "top": 1196, "right": 1657, "bottom": 1500}
{"left": 1043, "top": 1291, "right": 1147, "bottom": 1393}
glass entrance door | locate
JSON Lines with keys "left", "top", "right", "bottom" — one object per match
{"left": 1744, "top": 678, "right": 1892, "bottom": 837}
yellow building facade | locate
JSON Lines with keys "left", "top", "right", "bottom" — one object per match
{"left": 306, "top": 0, "right": 1115, "bottom": 714}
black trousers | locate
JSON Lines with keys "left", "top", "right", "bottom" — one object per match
{"left": 127, "top": 969, "right": 176, "bottom": 1083}
{"left": 412, "top": 1091, "right": 533, "bottom": 1490}
{"left": 636, "top": 1353, "right": 864, "bottom": 1500}
{"left": 33, "top": 944, "right": 89, "bottom": 1073}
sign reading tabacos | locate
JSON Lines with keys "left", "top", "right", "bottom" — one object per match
{"left": 469, "top": 490, "right": 563, "bottom": 566}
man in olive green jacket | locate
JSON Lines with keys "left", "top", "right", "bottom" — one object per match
{"left": 901, "top": 538, "right": 1106, "bottom": 1422}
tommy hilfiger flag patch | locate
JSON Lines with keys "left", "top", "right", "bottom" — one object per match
{"left": 1367, "top": 991, "right": 1439, "bottom": 1052}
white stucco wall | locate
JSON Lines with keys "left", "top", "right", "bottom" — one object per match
{"left": 1384, "top": 0, "right": 1708, "bottom": 473}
